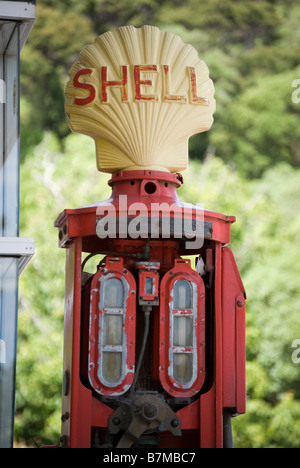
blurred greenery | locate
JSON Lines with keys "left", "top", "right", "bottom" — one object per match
{"left": 15, "top": 0, "right": 300, "bottom": 448}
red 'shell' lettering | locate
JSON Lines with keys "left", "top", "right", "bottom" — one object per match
{"left": 101, "top": 66, "right": 128, "bottom": 103}
{"left": 73, "top": 65, "right": 209, "bottom": 106}
{"left": 73, "top": 68, "right": 96, "bottom": 106}
{"left": 134, "top": 65, "right": 159, "bottom": 102}
{"left": 163, "top": 65, "right": 187, "bottom": 103}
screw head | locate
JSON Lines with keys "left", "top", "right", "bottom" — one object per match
{"left": 141, "top": 403, "right": 158, "bottom": 421}
{"left": 171, "top": 418, "right": 179, "bottom": 427}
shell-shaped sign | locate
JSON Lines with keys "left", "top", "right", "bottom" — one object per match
{"left": 65, "top": 25, "right": 215, "bottom": 174}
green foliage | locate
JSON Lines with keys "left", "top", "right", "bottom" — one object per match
{"left": 16, "top": 0, "right": 300, "bottom": 448}
{"left": 20, "top": 3, "right": 95, "bottom": 156}
{"left": 20, "top": 0, "right": 300, "bottom": 176}
{"left": 16, "top": 135, "right": 300, "bottom": 447}
{"left": 16, "top": 134, "right": 110, "bottom": 446}
{"left": 180, "top": 158, "right": 300, "bottom": 448}
{"left": 212, "top": 68, "right": 300, "bottom": 177}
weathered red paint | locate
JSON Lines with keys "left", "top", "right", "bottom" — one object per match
{"left": 159, "top": 258, "right": 206, "bottom": 397}
{"left": 163, "top": 65, "right": 187, "bottom": 103}
{"left": 188, "top": 67, "right": 210, "bottom": 106}
{"left": 134, "top": 64, "right": 159, "bottom": 102}
{"left": 55, "top": 170, "right": 246, "bottom": 448}
{"left": 101, "top": 66, "right": 128, "bottom": 103}
{"left": 88, "top": 256, "right": 136, "bottom": 396}
{"left": 73, "top": 68, "right": 96, "bottom": 106}
{"left": 72, "top": 66, "right": 210, "bottom": 106}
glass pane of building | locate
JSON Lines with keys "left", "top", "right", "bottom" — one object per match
{"left": 0, "top": 257, "right": 18, "bottom": 447}
{"left": 0, "top": 20, "right": 20, "bottom": 449}
{"left": 1, "top": 22, "right": 20, "bottom": 238}
{"left": 0, "top": 2, "right": 35, "bottom": 447}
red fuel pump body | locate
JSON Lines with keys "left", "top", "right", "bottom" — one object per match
{"left": 55, "top": 170, "right": 246, "bottom": 448}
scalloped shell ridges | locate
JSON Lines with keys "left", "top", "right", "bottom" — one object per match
{"left": 65, "top": 25, "right": 216, "bottom": 173}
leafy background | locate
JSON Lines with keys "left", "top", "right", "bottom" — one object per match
{"left": 15, "top": 0, "right": 300, "bottom": 447}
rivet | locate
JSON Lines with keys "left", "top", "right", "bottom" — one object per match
{"left": 171, "top": 419, "right": 179, "bottom": 428}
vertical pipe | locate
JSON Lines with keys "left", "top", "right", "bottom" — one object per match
{"left": 215, "top": 242, "right": 223, "bottom": 447}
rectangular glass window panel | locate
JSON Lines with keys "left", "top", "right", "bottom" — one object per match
{"left": 0, "top": 20, "right": 20, "bottom": 448}
{"left": 2, "top": 23, "right": 20, "bottom": 237}
{"left": 104, "top": 278, "right": 124, "bottom": 308}
{"left": 173, "top": 280, "right": 192, "bottom": 309}
{"left": 102, "top": 352, "right": 122, "bottom": 384}
{"left": 0, "top": 257, "right": 19, "bottom": 448}
{"left": 173, "top": 353, "right": 193, "bottom": 385}
{"left": 145, "top": 277, "right": 154, "bottom": 295}
{"left": 103, "top": 314, "right": 123, "bottom": 346}
{"left": 173, "top": 316, "right": 193, "bottom": 347}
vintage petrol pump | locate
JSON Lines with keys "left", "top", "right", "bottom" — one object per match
{"left": 55, "top": 26, "right": 246, "bottom": 448}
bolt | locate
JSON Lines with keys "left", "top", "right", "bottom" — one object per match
{"left": 171, "top": 418, "right": 179, "bottom": 428}
{"left": 237, "top": 300, "right": 244, "bottom": 308}
{"left": 61, "top": 411, "right": 70, "bottom": 422}
{"left": 112, "top": 417, "right": 121, "bottom": 426}
{"left": 141, "top": 403, "right": 158, "bottom": 421}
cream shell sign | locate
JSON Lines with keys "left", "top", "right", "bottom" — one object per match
{"left": 65, "top": 25, "right": 216, "bottom": 174}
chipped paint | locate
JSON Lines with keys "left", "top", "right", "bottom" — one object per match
{"left": 159, "top": 258, "right": 206, "bottom": 397}
{"left": 88, "top": 257, "right": 136, "bottom": 396}
{"left": 167, "top": 280, "right": 199, "bottom": 389}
